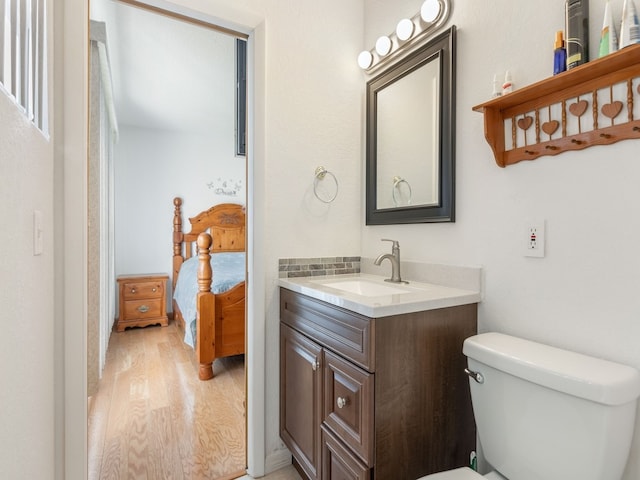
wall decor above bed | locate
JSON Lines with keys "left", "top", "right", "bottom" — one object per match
{"left": 172, "top": 198, "right": 246, "bottom": 380}
{"left": 207, "top": 177, "right": 243, "bottom": 197}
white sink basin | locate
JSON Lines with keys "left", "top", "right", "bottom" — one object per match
{"left": 280, "top": 273, "right": 481, "bottom": 317}
{"left": 315, "top": 279, "right": 413, "bottom": 297}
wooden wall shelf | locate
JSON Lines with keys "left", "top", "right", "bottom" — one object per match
{"left": 473, "top": 44, "right": 640, "bottom": 167}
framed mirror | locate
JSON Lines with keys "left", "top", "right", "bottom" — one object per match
{"left": 366, "top": 26, "right": 456, "bottom": 224}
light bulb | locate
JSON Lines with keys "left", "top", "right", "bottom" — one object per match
{"left": 396, "top": 18, "right": 415, "bottom": 41}
{"left": 375, "top": 36, "right": 392, "bottom": 56}
{"left": 420, "top": 0, "right": 441, "bottom": 23}
{"left": 357, "top": 51, "right": 373, "bottom": 69}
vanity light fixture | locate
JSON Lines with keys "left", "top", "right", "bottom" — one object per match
{"left": 357, "top": 0, "right": 451, "bottom": 73}
{"left": 420, "top": 0, "right": 441, "bottom": 22}
{"left": 375, "top": 36, "right": 392, "bottom": 56}
{"left": 396, "top": 18, "right": 415, "bottom": 42}
{"left": 358, "top": 50, "right": 374, "bottom": 69}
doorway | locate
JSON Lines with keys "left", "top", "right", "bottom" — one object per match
{"left": 87, "top": 0, "right": 252, "bottom": 477}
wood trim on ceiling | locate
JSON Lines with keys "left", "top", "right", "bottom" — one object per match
{"left": 116, "top": 0, "right": 249, "bottom": 39}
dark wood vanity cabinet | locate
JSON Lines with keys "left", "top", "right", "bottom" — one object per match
{"left": 280, "top": 288, "right": 477, "bottom": 480}
{"left": 280, "top": 324, "right": 324, "bottom": 480}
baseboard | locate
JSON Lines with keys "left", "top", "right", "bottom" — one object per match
{"left": 264, "top": 448, "right": 293, "bottom": 475}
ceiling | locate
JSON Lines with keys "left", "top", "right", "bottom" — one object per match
{"left": 91, "top": 0, "right": 238, "bottom": 134}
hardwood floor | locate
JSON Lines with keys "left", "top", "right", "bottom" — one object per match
{"left": 88, "top": 321, "right": 246, "bottom": 480}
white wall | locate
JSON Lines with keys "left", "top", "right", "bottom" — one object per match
{"left": 362, "top": 0, "right": 640, "bottom": 477}
{"left": 114, "top": 126, "right": 245, "bottom": 289}
{"left": 0, "top": 88, "right": 55, "bottom": 476}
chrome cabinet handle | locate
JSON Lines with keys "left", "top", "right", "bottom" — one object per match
{"left": 311, "top": 359, "right": 320, "bottom": 371}
{"left": 464, "top": 368, "right": 484, "bottom": 384}
{"left": 336, "top": 396, "right": 349, "bottom": 409}
{"left": 137, "top": 305, "right": 150, "bottom": 313}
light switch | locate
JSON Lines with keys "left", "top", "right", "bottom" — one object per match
{"left": 34, "top": 210, "right": 43, "bottom": 256}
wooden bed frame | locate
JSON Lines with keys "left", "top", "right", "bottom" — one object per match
{"left": 172, "top": 197, "right": 246, "bottom": 380}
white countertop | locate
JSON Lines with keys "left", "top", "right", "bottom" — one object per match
{"left": 279, "top": 273, "right": 481, "bottom": 318}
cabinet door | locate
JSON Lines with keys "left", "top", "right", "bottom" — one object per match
{"left": 323, "top": 350, "right": 374, "bottom": 466}
{"left": 280, "top": 324, "right": 323, "bottom": 480}
{"left": 322, "top": 425, "right": 370, "bottom": 480}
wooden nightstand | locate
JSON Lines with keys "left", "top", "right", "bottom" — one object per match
{"left": 116, "top": 274, "right": 169, "bottom": 332}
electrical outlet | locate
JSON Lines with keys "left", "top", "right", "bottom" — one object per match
{"left": 524, "top": 221, "right": 545, "bottom": 258}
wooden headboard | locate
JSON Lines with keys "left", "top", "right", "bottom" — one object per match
{"left": 172, "top": 197, "right": 246, "bottom": 289}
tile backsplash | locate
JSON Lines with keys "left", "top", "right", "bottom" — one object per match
{"left": 279, "top": 256, "right": 361, "bottom": 278}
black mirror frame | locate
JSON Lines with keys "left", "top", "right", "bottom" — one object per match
{"left": 366, "top": 26, "right": 456, "bottom": 225}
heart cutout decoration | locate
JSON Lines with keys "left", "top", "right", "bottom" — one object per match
{"left": 601, "top": 101, "right": 623, "bottom": 119}
{"left": 517, "top": 116, "right": 533, "bottom": 131}
{"left": 569, "top": 100, "right": 588, "bottom": 117}
{"left": 541, "top": 120, "right": 559, "bottom": 136}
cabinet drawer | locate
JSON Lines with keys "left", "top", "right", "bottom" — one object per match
{"left": 121, "top": 281, "right": 164, "bottom": 300}
{"left": 321, "top": 425, "right": 370, "bottom": 480}
{"left": 123, "top": 299, "right": 163, "bottom": 320}
{"left": 323, "top": 350, "right": 374, "bottom": 466}
{"left": 281, "top": 288, "right": 373, "bottom": 371}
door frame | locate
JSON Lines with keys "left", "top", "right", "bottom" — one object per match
{"left": 60, "top": 0, "right": 266, "bottom": 478}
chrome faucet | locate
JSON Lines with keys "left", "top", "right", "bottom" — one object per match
{"left": 374, "top": 239, "right": 408, "bottom": 284}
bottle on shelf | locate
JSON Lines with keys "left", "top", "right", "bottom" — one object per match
{"left": 566, "top": 0, "right": 589, "bottom": 69}
{"left": 619, "top": 0, "right": 640, "bottom": 49}
{"left": 502, "top": 70, "right": 513, "bottom": 95}
{"left": 491, "top": 73, "right": 502, "bottom": 98}
{"left": 553, "top": 31, "right": 567, "bottom": 74}
{"left": 599, "top": 0, "right": 619, "bottom": 57}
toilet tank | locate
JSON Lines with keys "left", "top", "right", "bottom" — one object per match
{"left": 463, "top": 333, "right": 640, "bottom": 480}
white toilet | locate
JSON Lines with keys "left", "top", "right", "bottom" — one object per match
{"left": 420, "top": 332, "right": 640, "bottom": 480}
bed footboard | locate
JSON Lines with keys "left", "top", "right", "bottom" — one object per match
{"left": 195, "top": 233, "right": 246, "bottom": 381}
{"left": 196, "top": 233, "right": 216, "bottom": 380}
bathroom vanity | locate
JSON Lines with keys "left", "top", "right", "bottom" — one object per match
{"left": 279, "top": 274, "right": 480, "bottom": 480}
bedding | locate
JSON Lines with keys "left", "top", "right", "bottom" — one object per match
{"left": 173, "top": 251, "right": 245, "bottom": 348}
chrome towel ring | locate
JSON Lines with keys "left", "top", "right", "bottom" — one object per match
{"left": 392, "top": 176, "right": 412, "bottom": 206}
{"left": 314, "top": 166, "right": 339, "bottom": 203}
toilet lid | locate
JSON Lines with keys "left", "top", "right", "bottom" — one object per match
{"left": 418, "top": 467, "right": 485, "bottom": 480}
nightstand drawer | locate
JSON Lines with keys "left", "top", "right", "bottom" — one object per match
{"left": 121, "top": 281, "right": 164, "bottom": 300}
{"left": 123, "top": 298, "right": 163, "bottom": 319}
